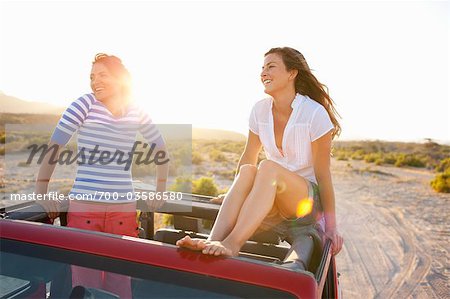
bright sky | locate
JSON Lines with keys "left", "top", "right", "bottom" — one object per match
{"left": 0, "top": 1, "right": 448, "bottom": 142}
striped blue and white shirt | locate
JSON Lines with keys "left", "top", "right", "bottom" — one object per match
{"left": 51, "top": 93, "right": 165, "bottom": 202}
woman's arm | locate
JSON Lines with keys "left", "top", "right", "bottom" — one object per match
{"left": 311, "top": 131, "right": 343, "bottom": 255}
{"left": 148, "top": 143, "right": 169, "bottom": 211}
{"left": 236, "top": 130, "right": 262, "bottom": 174}
{"left": 155, "top": 144, "right": 169, "bottom": 193}
{"left": 36, "top": 95, "right": 92, "bottom": 218}
{"left": 35, "top": 141, "right": 62, "bottom": 219}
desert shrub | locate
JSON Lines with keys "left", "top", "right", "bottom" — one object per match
{"left": 217, "top": 170, "right": 236, "bottom": 180}
{"left": 194, "top": 166, "right": 206, "bottom": 175}
{"left": 192, "top": 151, "right": 203, "bottom": 165}
{"left": 329, "top": 140, "right": 449, "bottom": 169}
{"left": 0, "top": 146, "right": 4, "bottom": 155}
{"left": 176, "top": 146, "right": 192, "bottom": 165}
{"left": 382, "top": 153, "right": 397, "bottom": 165}
{"left": 394, "top": 153, "right": 406, "bottom": 167}
{"left": 193, "top": 177, "right": 220, "bottom": 230}
{"left": 351, "top": 150, "right": 365, "bottom": 160}
{"left": 394, "top": 154, "right": 426, "bottom": 168}
{"left": 336, "top": 152, "right": 348, "bottom": 161}
{"left": 169, "top": 176, "right": 220, "bottom": 230}
{"left": 169, "top": 176, "right": 192, "bottom": 193}
{"left": 367, "top": 141, "right": 383, "bottom": 153}
{"left": 219, "top": 142, "right": 244, "bottom": 154}
{"left": 364, "top": 152, "right": 382, "bottom": 163}
{"left": 435, "top": 158, "right": 450, "bottom": 173}
{"left": 0, "top": 133, "right": 5, "bottom": 144}
{"left": 209, "top": 149, "right": 226, "bottom": 162}
{"left": 192, "top": 177, "right": 218, "bottom": 197}
{"left": 410, "top": 156, "right": 427, "bottom": 167}
{"left": 430, "top": 170, "right": 450, "bottom": 193}
{"left": 162, "top": 214, "right": 174, "bottom": 226}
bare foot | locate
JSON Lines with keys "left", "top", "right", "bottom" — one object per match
{"left": 201, "top": 241, "right": 239, "bottom": 257}
{"left": 176, "top": 236, "right": 208, "bottom": 251}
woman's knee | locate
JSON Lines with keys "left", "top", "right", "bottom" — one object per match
{"left": 238, "top": 164, "right": 257, "bottom": 179}
{"left": 257, "top": 160, "right": 279, "bottom": 177}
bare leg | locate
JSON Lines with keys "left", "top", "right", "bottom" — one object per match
{"left": 176, "top": 164, "right": 257, "bottom": 250}
{"left": 202, "top": 160, "right": 309, "bottom": 256}
{"left": 208, "top": 164, "right": 257, "bottom": 240}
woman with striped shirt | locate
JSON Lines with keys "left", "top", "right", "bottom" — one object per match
{"left": 35, "top": 53, "right": 169, "bottom": 297}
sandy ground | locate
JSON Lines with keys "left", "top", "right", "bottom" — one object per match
{"left": 1, "top": 154, "right": 449, "bottom": 298}
{"left": 332, "top": 159, "right": 449, "bottom": 299}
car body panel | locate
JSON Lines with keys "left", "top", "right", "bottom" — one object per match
{"left": 0, "top": 219, "right": 318, "bottom": 298}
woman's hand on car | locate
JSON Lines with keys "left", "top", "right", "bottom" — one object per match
{"left": 36, "top": 199, "right": 61, "bottom": 220}
{"left": 210, "top": 193, "right": 226, "bottom": 204}
{"left": 146, "top": 192, "right": 166, "bottom": 212}
{"left": 324, "top": 228, "right": 343, "bottom": 255}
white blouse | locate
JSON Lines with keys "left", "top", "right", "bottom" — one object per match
{"left": 249, "top": 93, "right": 334, "bottom": 184}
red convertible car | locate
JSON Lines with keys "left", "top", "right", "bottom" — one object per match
{"left": 0, "top": 190, "right": 341, "bottom": 298}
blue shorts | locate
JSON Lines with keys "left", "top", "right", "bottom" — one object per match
{"left": 258, "top": 180, "right": 324, "bottom": 242}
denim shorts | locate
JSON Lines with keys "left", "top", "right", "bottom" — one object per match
{"left": 258, "top": 180, "right": 324, "bottom": 243}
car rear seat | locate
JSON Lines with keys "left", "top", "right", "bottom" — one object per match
{"left": 173, "top": 215, "right": 281, "bottom": 244}
{"left": 281, "top": 224, "right": 324, "bottom": 273}
{"left": 153, "top": 226, "right": 323, "bottom": 272}
{"left": 153, "top": 228, "right": 289, "bottom": 262}
{"left": 147, "top": 197, "right": 323, "bottom": 272}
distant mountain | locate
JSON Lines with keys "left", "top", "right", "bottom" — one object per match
{"left": 0, "top": 113, "right": 61, "bottom": 127}
{"left": 0, "top": 94, "right": 246, "bottom": 141}
{"left": 0, "top": 92, "right": 64, "bottom": 114}
{"left": 192, "top": 128, "right": 246, "bottom": 141}
{"left": 0, "top": 109, "right": 246, "bottom": 141}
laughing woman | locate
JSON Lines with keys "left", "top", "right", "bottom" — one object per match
{"left": 177, "top": 47, "right": 343, "bottom": 257}
{"left": 35, "top": 53, "right": 169, "bottom": 297}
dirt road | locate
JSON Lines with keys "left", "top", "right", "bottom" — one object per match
{"left": 333, "top": 160, "right": 449, "bottom": 298}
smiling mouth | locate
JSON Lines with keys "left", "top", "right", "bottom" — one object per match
{"left": 263, "top": 79, "right": 272, "bottom": 85}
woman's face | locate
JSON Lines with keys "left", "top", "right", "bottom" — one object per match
{"left": 90, "top": 62, "right": 122, "bottom": 102}
{"left": 261, "top": 53, "right": 296, "bottom": 96}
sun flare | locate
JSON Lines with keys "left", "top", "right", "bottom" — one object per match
{"left": 296, "top": 198, "right": 313, "bottom": 218}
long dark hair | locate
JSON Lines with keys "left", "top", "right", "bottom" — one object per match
{"left": 265, "top": 47, "right": 341, "bottom": 139}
